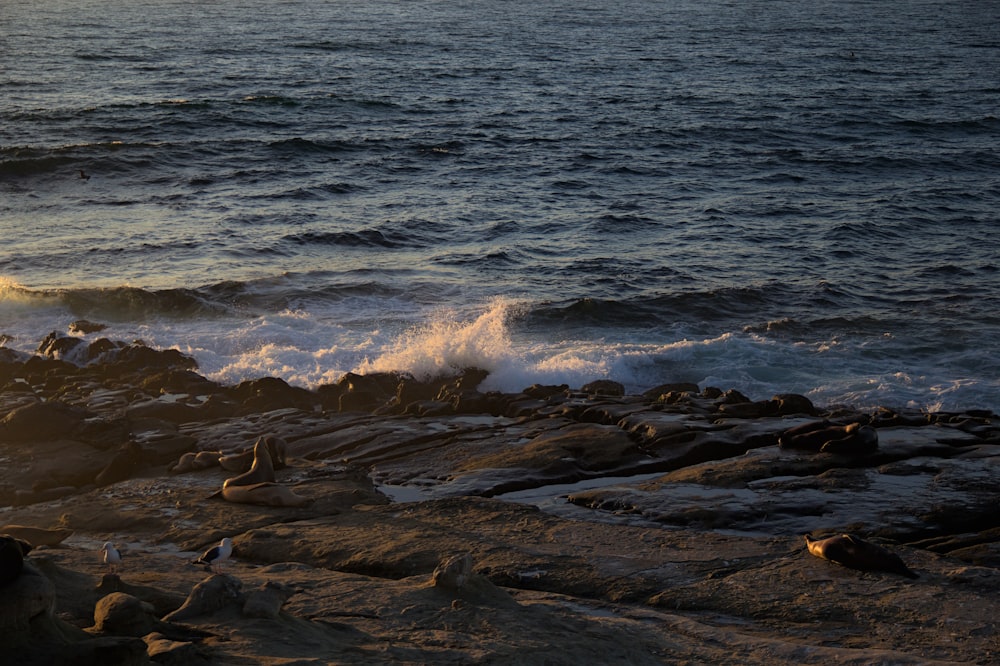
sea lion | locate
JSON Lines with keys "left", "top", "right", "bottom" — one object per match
{"left": 222, "top": 438, "right": 276, "bottom": 489}
{"left": 820, "top": 424, "right": 878, "bottom": 455}
{"left": 0, "top": 525, "right": 73, "bottom": 548}
{"left": 219, "top": 435, "right": 287, "bottom": 474}
{"left": 218, "top": 448, "right": 254, "bottom": 472}
{"left": 171, "top": 450, "right": 222, "bottom": 474}
{"left": 263, "top": 435, "right": 287, "bottom": 470}
{"left": 778, "top": 420, "right": 837, "bottom": 451}
{"left": 221, "top": 482, "right": 309, "bottom": 507}
{"left": 780, "top": 420, "right": 877, "bottom": 455}
{"left": 804, "top": 533, "right": 918, "bottom": 579}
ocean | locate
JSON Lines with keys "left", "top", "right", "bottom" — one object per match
{"left": 2, "top": 0, "right": 998, "bottom": 412}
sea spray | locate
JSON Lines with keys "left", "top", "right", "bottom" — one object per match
{"left": 354, "top": 298, "right": 521, "bottom": 382}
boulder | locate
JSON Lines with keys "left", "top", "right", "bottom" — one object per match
{"left": 144, "top": 632, "right": 207, "bottom": 665}
{"left": 242, "top": 581, "right": 296, "bottom": 619}
{"left": 0, "top": 561, "right": 56, "bottom": 641}
{"left": 231, "top": 376, "right": 316, "bottom": 414}
{"left": 0, "top": 535, "right": 28, "bottom": 587}
{"left": 581, "top": 379, "right": 625, "bottom": 397}
{"left": 92, "top": 592, "right": 159, "bottom": 636}
{"left": 37, "top": 331, "right": 86, "bottom": 360}
{"left": 69, "top": 320, "right": 108, "bottom": 335}
{"left": 432, "top": 553, "right": 474, "bottom": 590}
{"left": 0, "top": 400, "right": 88, "bottom": 441}
{"left": 162, "top": 575, "right": 244, "bottom": 623}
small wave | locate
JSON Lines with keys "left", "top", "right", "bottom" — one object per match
{"left": 527, "top": 298, "right": 660, "bottom": 328}
{"left": 0, "top": 152, "right": 78, "bottom": 177}
{"left": 268, "top": 137, "right": 358, "bottom": 155}
{"left": 266, "top": 182, "right": 359, "bottom": 200}
{"left": 60, "top": 286, "right": 232, "bottom": 321}
{"left": 282, "top": 229, "right": 411, "bottom": 249}
{"left": 1, "top": 281, "right": 242, "bottom": 328}
{"left": 432, "top": 250, "right": 522, "bottom": 268}
{"left": 590, "top": 214, "right": 658, "bottom": 233}
{"left": 326, "top": 93, "right": 402, "bottom": 110}
{"left": 292, "top": 40, "right": 384, "bottom": 53}
{"left": 242, "top": 95, "right": 299, "bottom": 106}
{"left": 893, "top": 115, "right": 1000, "bottom": 134}
{"left": 0, "top": 141, "right": 153, "bottom": 178}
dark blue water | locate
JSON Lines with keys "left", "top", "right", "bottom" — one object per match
{"left": 2, "top": 0, "right": 999, "bottom": 411}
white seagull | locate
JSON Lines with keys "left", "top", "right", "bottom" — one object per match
{"left": 100, "top": 542, "right": 123, "bottom": 574}
{"left": 193, "top": 537, "right": 233, "bottom": 572}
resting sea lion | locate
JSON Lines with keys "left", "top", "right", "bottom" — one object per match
{"left": 780, "top": 420, "right": 877, "bottom": 455}
{"left": 223, "top": 438, "right": 276, "bottom": 489}
{"left": 169, "top": 452, "right": 199, "bottom": 474}
{"left": 804, "top": 533, "right": 918, "bottom": 579}
{"left": 221, "top": 482, "right": 308, "bottom": 507}
{"left": 219, "top": 448, "right": 254, "bottom": 472}
{"left": 0, "top": 525, "right": 73, "bottom": 548}
{"left": 820, "top": 424, "right": 878, "bottom": 455}
{"left": 779, "top": 420, "right": 836, "bottom": 451}
{"left": 170, "top": 450, "right": 223, "bottom": 474}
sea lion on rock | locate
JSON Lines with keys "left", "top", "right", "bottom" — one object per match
{"left": 223, "top": 438, "right": 277, "bottom": 489}
{"left": 0, "top": 525, "right": 73, "bottom": 548}
{"left": 779, "top": 420, "right": 836, "bottom": 450}
{"left": 218, "top": 449, "right": 254, "bottom": 472}
{"left": 169, "top": 452, "right": 198, "bottom": 474}
{"left": 780, "top": 420, "right": 877, "bottom": 455}
{"left": 169, "top": 450, "right": 223, "bottom": 474}
{"left": 265, "top": 435, "right": 287, "bottom": 469}
{"left": 220, "top": 435, "right": 287, "bottom": 475}
{"left": 820, "top": 423, "right": 878, "bottom": 455}
{"left": 221, "top": 482, "right": 309, "bottom": 507}
{"left": 804, "top": 533, "right": 918, "bottom": 579}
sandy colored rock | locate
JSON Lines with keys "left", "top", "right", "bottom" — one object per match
{"left": 144, "top": 632, "right": 208, "bottom": 665}
{"left": 163, "top": 574, "right": 243, "bottom": 623}
{"left": 242, "top": 580, "right": 296, "bottom": 618}
{"left": 92, "top": 591, "right": 158, "bottom": 636}
{"left": 432, "top": 552, "right": 473, "bottom": 590}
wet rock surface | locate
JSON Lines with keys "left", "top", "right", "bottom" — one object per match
{"left": 1, "top": 337, "right": 999, "bottom": 663}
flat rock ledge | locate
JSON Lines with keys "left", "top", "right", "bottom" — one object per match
{"left": 1, "top": 336, "right": 999, "bottom": 664}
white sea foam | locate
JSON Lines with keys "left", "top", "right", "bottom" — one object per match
{"left": 354, "top": 297, "right": 519, "bottom": 381}
{"left": 1, "top": 288, "right": 998, "bottom": 413}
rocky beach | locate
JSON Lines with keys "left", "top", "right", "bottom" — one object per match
{"left": 2, "top": 330, "right": 999, "bottom": 665}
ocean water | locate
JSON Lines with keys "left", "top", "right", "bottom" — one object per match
{"left": 2, "top": 0, "right": 999, "bottom": 412}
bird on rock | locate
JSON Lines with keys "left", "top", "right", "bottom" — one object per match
{"left": 193, "top": 537, "right": 233, "bottom": 572}
{"left": 100, "top": 542, "right": 123, "bottom": 574}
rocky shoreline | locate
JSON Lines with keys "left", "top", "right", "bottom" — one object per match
{"left": 2, "top": 331, "right": 999, "bottom": 664}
